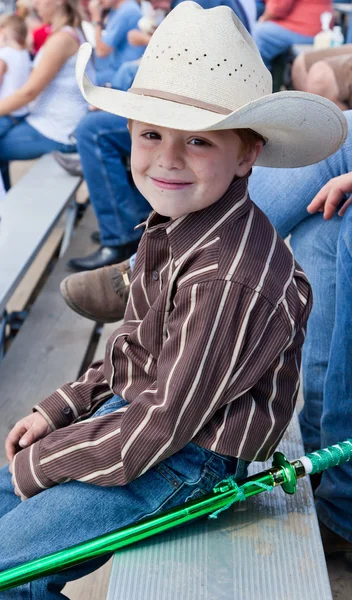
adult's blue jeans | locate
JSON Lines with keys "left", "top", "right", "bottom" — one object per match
{"left": 0, "top": 395, "right": 248, "bottom": 599}
{"left": 0, "top": 118, "right": 76, "bottom": 190}
{"left": 315, "top": 205, "right": 352, "bottom": 541}
{"left": 255, "top": 1, "right": 265, "bottom": 19}
{"left": 252, "top": 21, "right": 314, "bottom": 69}
{"left": 248, "top": 109, "right": 352, "bottom": 541}
{"left": 75, "top": 111, "right": 150, "bottom": 247}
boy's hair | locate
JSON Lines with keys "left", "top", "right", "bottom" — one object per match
{"left": 1, "top": 15, "right": 27, "bottom": 47}
{"left": 235, "top": 128, "right": 265, "bottom": 155}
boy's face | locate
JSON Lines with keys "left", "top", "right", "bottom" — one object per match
{"left": 130, "top": 122, "right": 262, "bottom": 219}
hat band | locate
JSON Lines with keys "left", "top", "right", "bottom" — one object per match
{"left": 129, "top": 87, "right": 267, "bottom": 145}
{"left": 129, "top": 87, "right": 232, "bottom": 115}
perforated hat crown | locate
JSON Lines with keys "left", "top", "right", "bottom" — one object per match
{"left": 76, "top": 2, "right": 347, "bottom": 168}
{"left": 130, "top": 2, "right": 272, "bottom": 114}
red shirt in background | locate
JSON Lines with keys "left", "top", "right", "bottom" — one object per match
{"left": 264, "top": 0, "right": 333, "bottom": 37}
{"left": 32, "top": 24, "right": 52, "bottom": 54}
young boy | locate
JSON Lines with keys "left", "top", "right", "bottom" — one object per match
{"left": 0, "top": 3, "right": 347, "bottom": 597}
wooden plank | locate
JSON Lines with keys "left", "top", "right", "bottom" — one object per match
{"left": 6, "top": 219, "right": 65, "bottom": 314}
{"left": 0, "top": 206, "right": 98, "bottom": 466}
{"left": 0, "top": 154, "right": 82, "bottom": 313}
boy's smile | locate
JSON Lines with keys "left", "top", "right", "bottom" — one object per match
{"left": 130, "top": 122, "right": 262, "bottom": 219}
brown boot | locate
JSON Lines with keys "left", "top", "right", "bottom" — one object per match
{"left": 319, "top": 521, "right": 352, "bottom": 557}
{"left": 60, "top": 261, "right": 131, "bottom": 323}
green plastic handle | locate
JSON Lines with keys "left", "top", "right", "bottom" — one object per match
{"left": 306, "top": 439, "right": 352, "bottom": 474}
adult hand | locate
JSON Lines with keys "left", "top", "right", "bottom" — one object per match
{"left": 88, "top": 0, "right": 103, "bottom": 23}
{"left": 5, "top": 412, "right": 53, "bottom": 462}
{"left": 8, "top": 462, "right": 26, "bottom": 501}
{"left": 307, "top": 172, "right": 352, "bottom": 220}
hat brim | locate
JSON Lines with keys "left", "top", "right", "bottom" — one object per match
{"left": 77, "top": 44, "right": 347, "bottom": 168}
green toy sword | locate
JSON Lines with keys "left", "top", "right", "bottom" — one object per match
{"left": 0, "top": 439, "right": 351, "bottom": 592}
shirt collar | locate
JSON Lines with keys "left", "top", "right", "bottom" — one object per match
{"left": 145, "top": 176, "right": 250, "bottom": 265}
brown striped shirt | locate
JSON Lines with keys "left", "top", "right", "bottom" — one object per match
{"left": 14, "top": 176, "right": 312, "bottom": 498}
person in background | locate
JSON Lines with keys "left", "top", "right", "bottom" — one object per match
{"left": 253, "top": 0, "right": 333, "bottom": 70}
{"left": 248, "top": 120, "right": 352, "bottom": 556}
{"left": 0, "top": 15, "right": 31, "bottom": 138}
{"left": 0, "top": 0, "right": 91, "bottom": 190}
{"left": 16, "top": 0, "right": 52, "bottom": 54}
{"left": 292, "top": 45, "right": 352, "bottom": 110}
{"left": 89, "top": 0, "right": 145, "bottom": 87}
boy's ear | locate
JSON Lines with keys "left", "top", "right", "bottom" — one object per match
{"left": 236, "top": 141, "right": 264, "bottom": 177}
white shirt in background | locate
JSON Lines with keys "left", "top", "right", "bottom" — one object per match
{"left": 27, "top": 27, "right": 93, "bottom": 145}
{"left": 0, "top": 47, "right": 31, "bottom": 117}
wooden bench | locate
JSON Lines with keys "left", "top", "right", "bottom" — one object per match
{"left": 0, "top": 207, "right": 340, "bottom": 599}
{"left": 0, "top": 153, "right": 82, "bottom": 357}
{"left": 106, "top": 415, "right": 332, "bottom": 600}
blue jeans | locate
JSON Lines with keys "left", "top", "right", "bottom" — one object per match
{"left": 75, "top": 111, "right": 150, "bottom": 247}
{"left": 0, "top": 394, "right": 248, "bottom": 598}
{"left": 0, "top": 115, "right": 27, "bottom": 139}
{"left": 252, "top": 21, "right": 314, "bottom": 69}
{"left": 0, "top": 119, "right": 76, "bottom": 190}
{"left": 111, "top": 59, "right": 140, "bottom": 91}
{"left": 256, "top": 1, "right": 265, "bottom": 18}
{"left": 248, "top": 109, "right": 352, "bottom": 541}
{"left": 316, "top": 206, "right": 352, "bottom": 541}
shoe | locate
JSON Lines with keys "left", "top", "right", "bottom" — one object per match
{"left": 53, "top": 151, "right": 83, "bottom": 177}
{"left": 319, "top": 521, "right": 352, "bottom": 557}
{"left": 60, "top": 260, "right": 131, "bottom": 322}
{"left": 91, "top": 230, "right": 101, "bottom": 244}
{"left": 67, "top": 241, "right": 139, "bottom": 272}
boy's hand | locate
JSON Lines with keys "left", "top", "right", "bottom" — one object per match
{"left": 5, "top": 413, "right": 53, "bottom": 462}
{"left": 307, "top": 172, "right": 352, "bottom": 220}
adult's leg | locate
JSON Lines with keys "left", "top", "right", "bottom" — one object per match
{"left": 315, "top": 205, "right": 352, "bottom": 542}
{"left": 0, "top": 443, "right": 245, "bottom": 599}
{"left": 75, "top": 111, "right": 150, "bottom": 248}
{"left": 252, "top": 21, "right": 313, "bottom": 70}
{"left": 305, "top": 60, "right": 349, "bottom": 111}
{"left": 248, "top": 109, "right": 352, "bottom": 238}
{"left": 289, "top": 213, "right": 340, "bottom": 450}
{"left": 249, "top": 110, "right": 352, "bottom": 449}
{"left": 0, "top": 120, "right": 76, "bottom": 190}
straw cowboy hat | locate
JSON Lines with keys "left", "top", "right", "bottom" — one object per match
{"left": 76, "top": 1, "right": 347, "bottom": 168}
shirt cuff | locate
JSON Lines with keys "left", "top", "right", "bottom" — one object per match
{"left": 13, "top": 442, "right": 54, "bottom": 499}
{"left": 35, "top": 386, "right": 85, "bottom": 430}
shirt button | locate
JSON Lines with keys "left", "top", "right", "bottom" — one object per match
{"left": 62, "top": 406, "right": 72, "bottom": 416}
{"left": 152, "top": 270, "right": 159, "bottom": 281}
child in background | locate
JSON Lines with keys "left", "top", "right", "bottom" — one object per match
{"left": 16, "top": 0, "right": 51, "bottom": 54}
{"left": 0, "top": 15, "right": 31, "bottom": 137}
